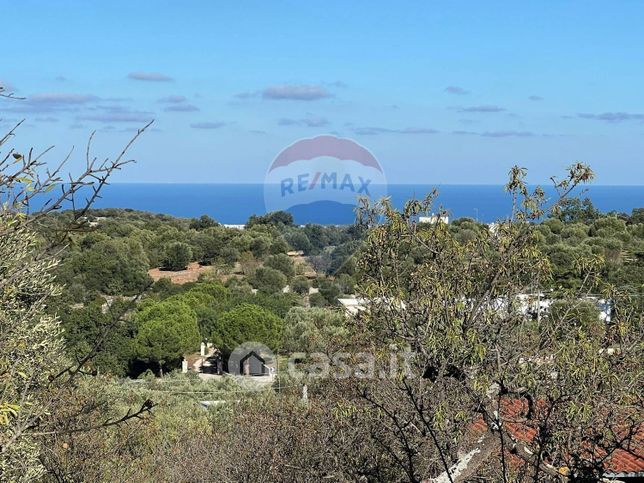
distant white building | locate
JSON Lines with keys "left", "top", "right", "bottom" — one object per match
{"left": 338, "top": 296, "right": 366, "bottom": 316}
{"left": 515, "top": 293, "right": 552, "bottom": 318}
{"left": 338, "top": 296, "right": 408, "bottom": 316}
{"left": 340, "top": 293, "right": 612, "bottom": 322}
{"left": 419, "top": 214, "right": 449, "bottom": 225}
{"left": 510, "top": 293, "right": 612, "bottom": 323}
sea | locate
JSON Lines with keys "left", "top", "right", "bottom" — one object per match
{"left": 62, "top": 183, "right": 643, "bottom": 225}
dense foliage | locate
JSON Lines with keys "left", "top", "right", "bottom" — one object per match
{"left": 211, "top": 303, "right": 283, "bottom": 353}
{"left": 134, "top": 299, "right": 201, "bottom": 375}
{"left": 30, "top": 186, "right": 642, "bottom": 482}
{"left": 2, "top": 128, "right": 642, "bottom": 482}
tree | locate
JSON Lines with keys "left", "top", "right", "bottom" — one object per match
{"left": 134, "top": 299, "right": 200, "bottom": 376}
{"left": 0, "top": 109, "right": 153, "bottom": 479}
{"left": 336, "top": 273, "right": 356, "bottom": 295}
{"left": 58, "top": 300, "right": 137, "bottom": 377}
{"left": 547, "top": 299, "right": 604, "bottom": 339}
{"left": 169, "top": 283, "right": 229, "bottom": 339}
{"left": 318, "top": 279, "right": 341, "bottom": 305}
{"left": 302, "top": 224, "right": 339, "bottom": 254}
{"left": 544, "top": 243, "right": 587, "bottom": 290}
{"left": 163, "top": 241, "right": 193, "bottom": 271}
{"left": 189, "top": 214, "right": 218, "bottom": 230}
{"left": 284, "top": 230, "right": 312, "bottom": 253}
{"left": 589, "top": 215, "right": 627, "bottom": 238}
{"left": 265, "top": 253, "right": 296, "bottom": 279}
{"left": 327, "top": 240, "right": 361, "bottom": 275}
{"left": 308, "top": 292, "right": 328, "bottom": 307}
{"left": 190, "top": 225, "right": 235, "bottom": 265}
{"left": 629, "top": 207, "right": 644, "bottom": 225}
{"left": 554, "top": 197, "right": 600, "bottom": 224}
{"left": 269, "top": 235, "right": 290, "bottom": 255}
{"left": 246, "top": 210, "right": 294, "bottom": 228}
{"left": 249, "top": 234, "right": 271, "bottom": 259}
{"left": 291, "top": 276, "right": 310, "bottom": 295}
{"left": 190, "top": 280, "right": 229, "bottom": 300}
{"left": 151, "top": 277, "right": 183, "bottom": 298}
{"left": 70, "top": 237, "right": 151, "bottom": 296}
{"left": 250, "top": 266, "right": 287, "bottom": 294}
{"left": 236, "top": 292, "right": 301, "bottom": 318}
{"left": 345, "top": 164, "right": 642, "bottom": 481}
{"left": 220, "top": 246, "right": 240, "bottom": 266}
{"left": 0, "top": 218, "right": 67, "bottom": 480}
{"left": 211, "top": 304, "right": 283, "bottom": 352}
{"left": 282, "top": 307, "right": 347, "bottom": 353}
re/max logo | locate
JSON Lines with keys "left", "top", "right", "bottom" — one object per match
{"left": 280, "top": 172, "right": 371, "bottom": 197}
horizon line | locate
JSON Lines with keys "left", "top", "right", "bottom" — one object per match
{"left": 104, "top": 181, "right": 644, "bottom": 187}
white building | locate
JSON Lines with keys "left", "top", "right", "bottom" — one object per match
{"left": 419, "top": 214, "right": 449, "bottom": 225}
{"left": 338, "top": 296, "right": 366, "bottom": 316}
{"left": 339, "top": 293, "right": 612, "bottom": 322}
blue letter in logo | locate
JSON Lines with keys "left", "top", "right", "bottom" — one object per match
{"left": 297, "top": 173, "right": 309, "bottom": 192}
{"left": 321, "top": 172, "right": 337, "bottom": 190}
{"left": 340, "top": 173, "right": 355, "bottom": 192}
{"left": 281, "top": 178, "right": 294, "bottom": 196}
{"left": 357, "top": 176, "right": 371, "bottom": 195}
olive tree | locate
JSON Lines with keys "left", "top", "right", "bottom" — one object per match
{"left": 250, "top": 266, "right": 287, "bottom": 294}
{"left": 265, "top": 253, "right": 296, "bottom": 279}
{"left": 282, "top": 307, "right": 347, "bottom": 353}
{"left": 162, "top": 241, "right": 193, "bottom": 271}
{"left": 0, "top": 90, "right": 153, "bottom": 480}
{"left": 348, "top": 164, "right": 642, "bottom": 481}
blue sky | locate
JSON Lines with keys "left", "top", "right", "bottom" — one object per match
{"left": 2, "top": 1, "right": 644, "bottom": 185}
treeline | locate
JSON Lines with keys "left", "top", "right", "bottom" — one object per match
{"left": 42, "top": 201, "right": 643, "bottom": 379}
{"left": 42, "top": 209, "right": 363, "bottom": 377}
{"left": 37, "top": 193, "right": 644, "bottom": 482}
{"left": 5, "top": 149, "right": 643, "bottom": 481}
{"left": 537, "top": 202, "right": 643, "bottom": 293}
{"left": 42, "top": 208, "right": 363, "bottom": 302}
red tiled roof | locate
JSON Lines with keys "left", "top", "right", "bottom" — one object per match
{"left": 471, "top": 398, "right": 644, "bottom": 475}
{"left": 604, "top": 428, "right": 644, "bottom": 474}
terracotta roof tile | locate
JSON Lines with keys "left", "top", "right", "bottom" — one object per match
{"left": 470, "top": 398, "right": 644, "bottom": 474}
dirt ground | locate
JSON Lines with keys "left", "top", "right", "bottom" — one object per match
{"left": 148, "top": 255, "right": 316, "bottom": 286}
{"left": 148, "top": 262, "right": 214, "bottom": 285}
{"left": 290, "top": 254, "right": 317, "bottom": 278}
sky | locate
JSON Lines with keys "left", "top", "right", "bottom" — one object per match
{"left": 2, "top": 1, "right": 644, "bottom": 185}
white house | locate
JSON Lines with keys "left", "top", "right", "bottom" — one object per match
{"left": 419, "top": 214, "right": 449, "bottom": 225}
